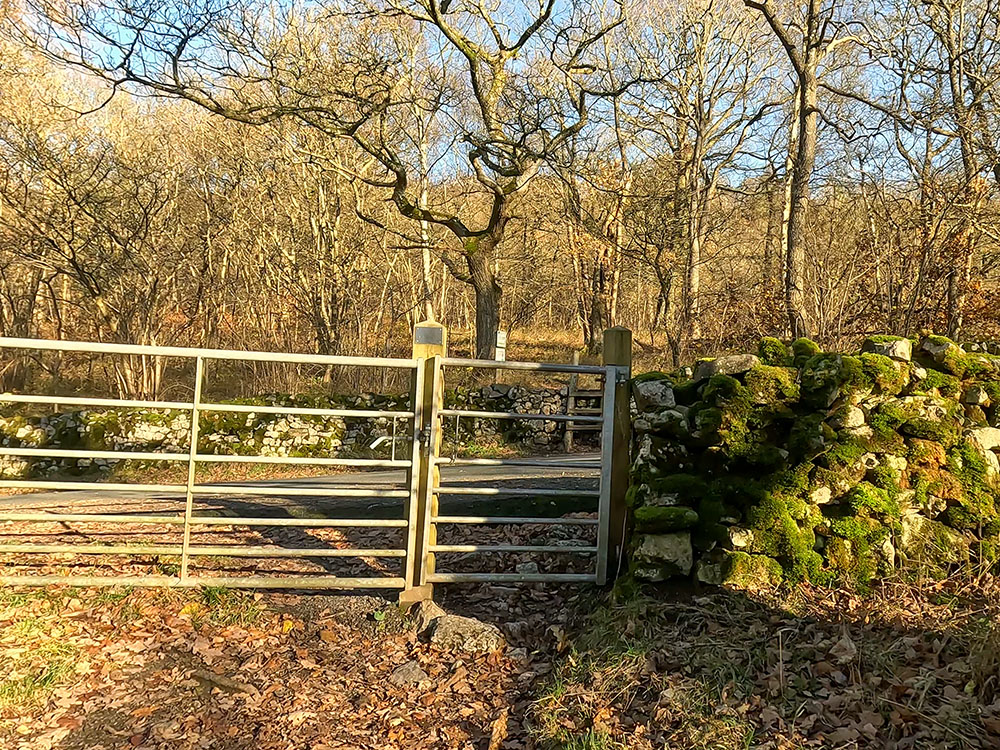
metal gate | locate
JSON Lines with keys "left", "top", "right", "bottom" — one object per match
{"left": 0, "top": 325, "right": 630, "bottom": 594}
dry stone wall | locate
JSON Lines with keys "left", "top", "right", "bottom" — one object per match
{"left": 629, "top": 335, "right": 1000, "bottom": 590}
{"left": 0, "top": 385, "right": 593, "bottom": 478}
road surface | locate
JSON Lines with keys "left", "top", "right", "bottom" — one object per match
{"left": 0, "top": 453, "right": 602, "bottom": 519}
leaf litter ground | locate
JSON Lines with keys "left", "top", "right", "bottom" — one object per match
{"left": 0, "top": 505, "right": 999, "bottom": 749}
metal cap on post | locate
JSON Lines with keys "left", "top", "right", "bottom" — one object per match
{"left": 400, "top": 320, "right": 447, "bottom": 606}
{"left": 599, "top": 326, "right": 632, "bottom": 584}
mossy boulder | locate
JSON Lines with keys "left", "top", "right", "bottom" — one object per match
{"left": 744, "top": 365, "right": 799, "bottom": 405}
{"left": 695, "top": 549, "right": 784, "bottom": 589}
{"left": 632, "top": 372, "right": 676, "bottom": 412}
{"left": 757, "top": 337, "right": 791, "bottom": 366}
{"left": 791, "top": 338, "right": 821, "bottom": 367}
{"left": 634, "top": 505, "right": 699, "bottom": 532}
{"left": 918, "top": 335, "right": 968, "bottom": 376}
{"left": 800, "top": 354, "right": 869, "bottom": 407}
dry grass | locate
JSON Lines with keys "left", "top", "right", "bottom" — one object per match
{"left": 532, "top": 577, "right": 1000, "bottom": 749}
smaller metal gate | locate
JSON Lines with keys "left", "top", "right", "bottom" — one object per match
{"left": 0, "top": 325, "right": 631, "bottom": 593}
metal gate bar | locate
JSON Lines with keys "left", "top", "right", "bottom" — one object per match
{"left": 420, "top": 366, "right": 621, "bottom": 586}
{"left": 0, "top": 336, "right": 420, "bottom": 589}
{"left": 0, "top": 325, "right": 632, "bottom": 593}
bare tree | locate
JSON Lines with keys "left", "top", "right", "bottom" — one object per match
{"left": 16, "top": 0, "right": 622, "bottom": 357}
{"left": 743, "top": 0, "right": 853, "bottom": 338}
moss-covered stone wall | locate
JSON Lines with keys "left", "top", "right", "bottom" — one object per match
{"left": 0, "top": 385, "right": 589, "bottom": 478}
{"left": 629, "top": 335, "right": 1000, "bottom": 589}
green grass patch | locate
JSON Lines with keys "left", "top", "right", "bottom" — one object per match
{"left": 197, "top": 587, "right": 265, "bottom": 627}
{"left": 0, "top": 641, "right": 79, "bottom": 708}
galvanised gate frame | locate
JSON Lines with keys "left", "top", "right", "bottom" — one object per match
{"left": 0, "top": 326, "right": 631, "bottom": 594}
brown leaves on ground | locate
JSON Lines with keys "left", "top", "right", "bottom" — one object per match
{"left": 0, "top": 587, "right": 528, "bottom": 750}
{"left": 2, "top": 576, "right": 1000, "bottom": 750}
{"left": 535, "top": 578, "right": 1000, "bottom": 750}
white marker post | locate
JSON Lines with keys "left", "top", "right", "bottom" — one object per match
{"left": 494, "top": 330, "right": 507, "bottom": 384}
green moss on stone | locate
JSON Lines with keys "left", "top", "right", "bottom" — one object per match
{"left": 745, "top": 494, "right": 822, "bottom": 582}
{"left": 945, "top": 439, "right": 999, "bottom": 529}
{"left": 920, "top": 369, "right": 962, "bottom": 398}
{"left": 744, "top": 365, "right": 799, "bottom": 405}
{"left": 822, "top": 435, "right": 869, "bottom": 470}
{"left": 673, "top": 379, "right": 702, "bottom": 406}
{"left": 900, "top": 409, "right": 961, "bottom": 447}
{"left": 634, "top": 505, "right": 699, "bottom": 532}
{"left": 701, "top": 550, "right": 785, "bottom": 589}
{"left": 791, "top": 338, "right": 821, "bottom": 367}
{"left": 868, "top": 401, "right": 906, "bottom": 440}
{"left": 757, "top": 337, "right": 791, "bottom": 366}
{"left": 824, "top": 535, "right": 879, "bottom": 589}
{"left": 845, "top": 481, "right": 899, "bottom": 516}
{"left": 860, "top": 353, "right": 907, "bottom": 395}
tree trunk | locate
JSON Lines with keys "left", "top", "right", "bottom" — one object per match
{"left": 785, "top": 70, "right": 817, "bottom": 339}
{"left": 568, "top": 221, "right": 592, "bottom": 347}
{"left": 944, "top": 40, "right": 981, "bottom": 341}
{"left": 465, "top": 241, "right": 502, "bottom": 359}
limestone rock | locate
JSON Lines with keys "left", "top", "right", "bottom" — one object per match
{"left": 389, "top": 660, "right": 429, "bottom": 686}
{"left": 695, "top": 550, "right": 783, "bottom": 589}
{"left": 633, "top": 377, "right": 676, "bottom": 412}
{"left": 964, "top": 384, "right": 991, "bottom": 406}
{"left": 810, "top": 486, "right": 834, "bottom": 505}
{"left": 969, "top": 426, "right": 1000, "bottom": 452}
{"left": 968, "top": 427, "right": 1000, "bottom": 476}
{"left": 863, "top": 337, "right": 913, "bottom": 362}
{"left": 632, "top": 532, "right": 693, "bottom": 580}
{"left": 692, "top": 354, "right": 760, "bottom": 382}
{"left": 830, "top": 406, "right": 866, "bottom": 429}
{"left": 884, "top": 454, "right": 908, "bottom": 473}
{"left": 726, "top": 527, "right": 753, "bottom": 549}
{"left": 843, "top": 425, "right": 874, "bottom": 439}
{"left": 411, "top": 600, "right": 446, "bottom": 634}
{"left": 427, "top": 614, "right": 505, "bottom": 653}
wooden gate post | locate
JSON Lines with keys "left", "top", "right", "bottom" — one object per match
{"left": 400, "top": 320, "right": 446, "bottom": 605}
{"left": 600, "top": 326, "right": 632, "bottom": 584}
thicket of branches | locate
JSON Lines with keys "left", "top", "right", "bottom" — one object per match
{"left": 1, "top": 0, "right": 999, "bottom": 397}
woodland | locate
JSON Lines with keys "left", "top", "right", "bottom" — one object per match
{"left": 0, "top": 0, "right": 999, "bottom": 397}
